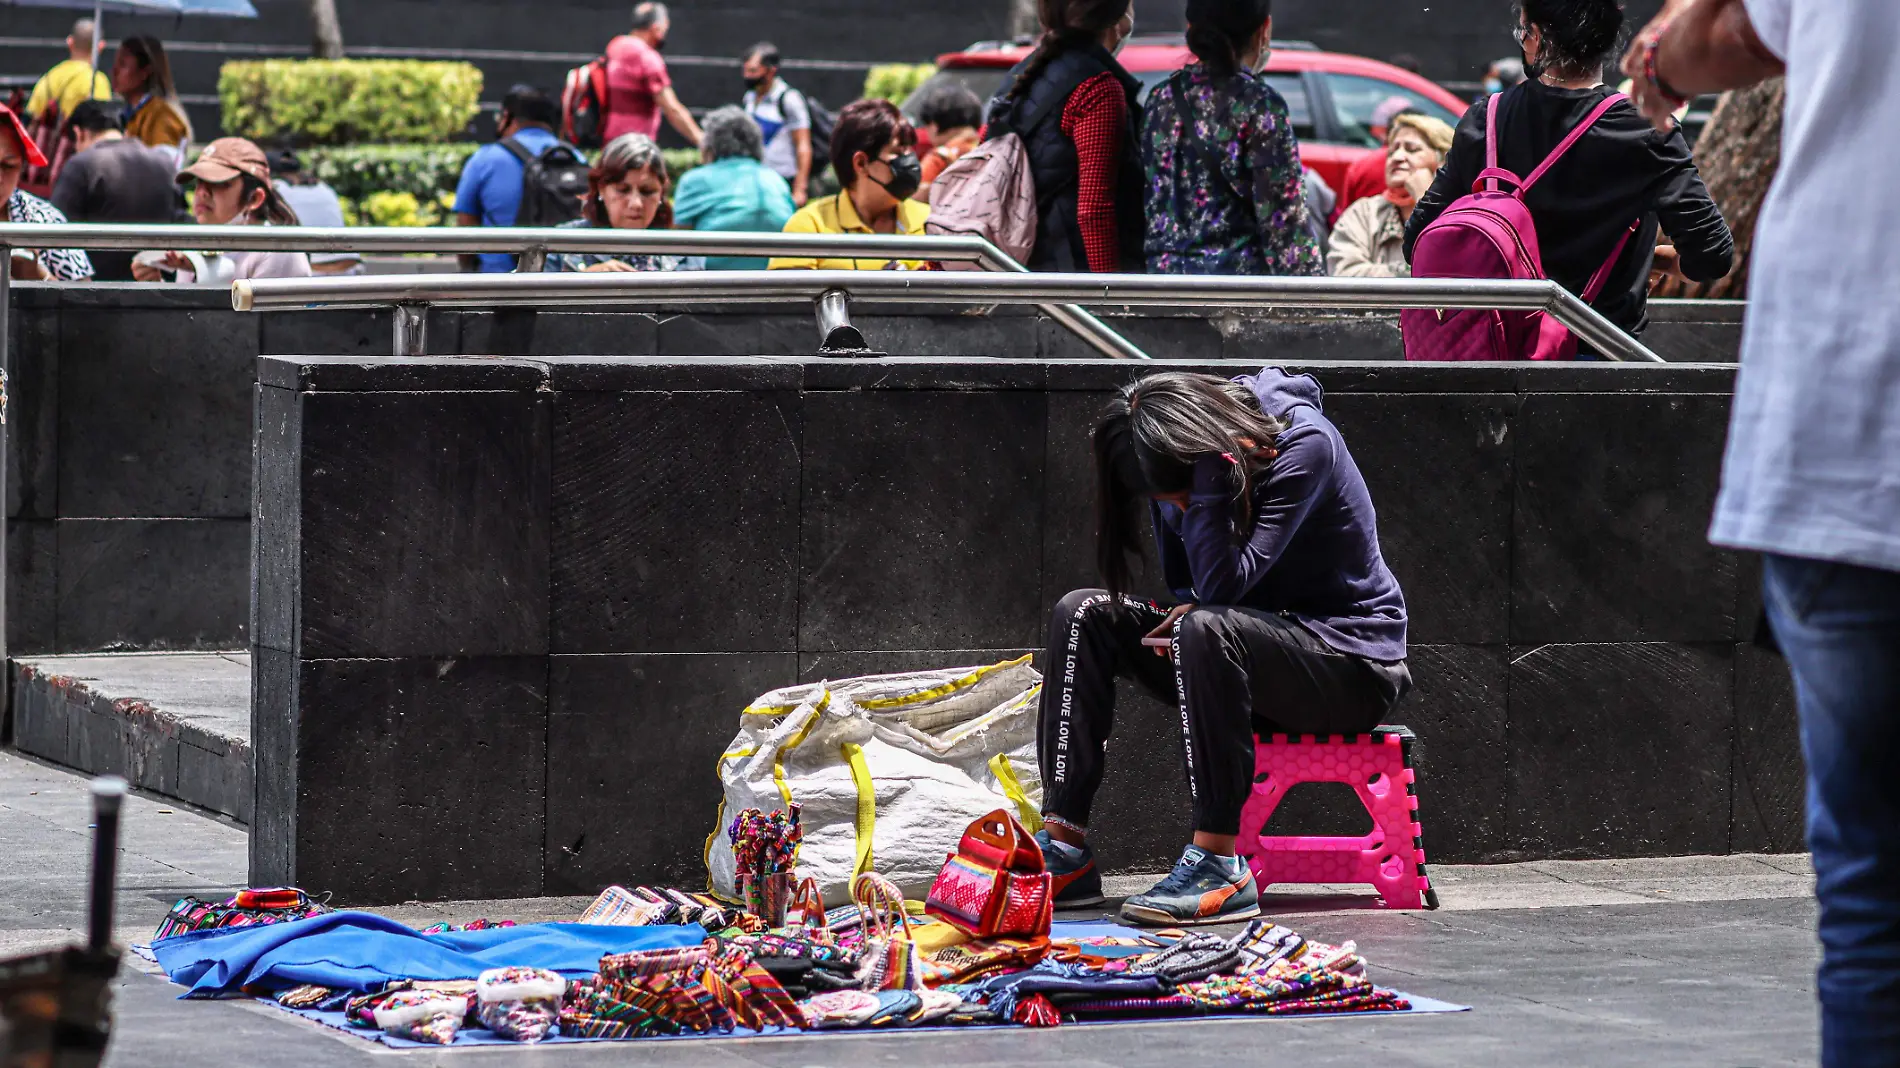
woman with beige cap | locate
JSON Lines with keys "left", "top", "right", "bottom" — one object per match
{"left": 132, "top": 137, "right": 311, "bottom": 283}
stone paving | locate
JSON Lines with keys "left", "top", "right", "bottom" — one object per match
{"left": 0, "top": 748, "right": 1820, "bottom": 1066}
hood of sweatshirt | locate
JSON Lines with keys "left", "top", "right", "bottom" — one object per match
{"left": 1235, "top": 366, "right": 1325, "bottom": 420}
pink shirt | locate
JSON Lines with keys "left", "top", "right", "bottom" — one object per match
{"left": 604, "top": 34, "right": 669, "bottom": 141}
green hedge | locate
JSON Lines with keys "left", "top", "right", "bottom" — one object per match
{"left": 864, "top": 64, "right": 937, "bottom": 103}
{"left": 221, "top": 60, "right": 483, "bottom": 145}
{"left": 299, "top": 143, "right": 478, "bottom": 203}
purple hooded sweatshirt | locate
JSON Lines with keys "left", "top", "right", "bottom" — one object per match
{"left": 1151, "top": 367, "right": 1408, "bottom": 662}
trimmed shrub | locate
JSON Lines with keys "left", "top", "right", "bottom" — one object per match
{"left": 863, "top": 64, "right": 937, "bottom": 104}
{"left": 299, "top": 143, "right": 478, "bottom": 203}
{"left": 221, "top": 59, "right": 483, "bottom": 145}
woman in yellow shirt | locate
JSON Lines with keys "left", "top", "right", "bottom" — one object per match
{"left": 112, "top": 36, "right": 191, "bottom": 161}
{"left": 770, "top": 99, "right": 931, "bottom": 271}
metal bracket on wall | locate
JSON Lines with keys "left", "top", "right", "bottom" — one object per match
{"left": 814, "top": 288, "right": 873, "bottom": 356}
{"left": 516, "top": 244, "right": 549, "bottom": 275}
{"left": 393, "top": 304, "right": 429, "bottom": 357}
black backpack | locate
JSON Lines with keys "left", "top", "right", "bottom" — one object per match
{"left": 501, "top": 137, "right": 590, "bottom": 226}
{"left": 791, "top": 89, "right": 837, "bottom": 176}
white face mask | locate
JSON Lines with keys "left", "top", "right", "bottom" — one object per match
{"left": 1111, "top": 13, "right": 1135, "bottom": 54}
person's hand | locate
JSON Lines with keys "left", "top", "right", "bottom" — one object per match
{"left": 1621, "top": 0, "right": 1696, "bottom": 132}
{"left": 581, "top": 259, "right": 636, "bottom": 273}
{"left": 1403, "top": 166, "right": 1435, "bottom": 202}
{"left": 792, "top": 186, "right": 809, "bottom": 208}
{"left": 9, "top": 255, "right": 49, "bottom": 281}
{"left": 1145, "top": 604, "right": 1196, "bottom": 657}
{"left": 1648, "top": 242, "right": 1687, "bottom": 294}
{"left": 130, "top": 251, "right": 188, "bottom": 282}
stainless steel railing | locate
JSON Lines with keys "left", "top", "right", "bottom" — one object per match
{"left": 232, "top": 269, "right": 1668, "bottom": 365}
{"left": 0, "top": 224, "right": 1147, "bottom": 361}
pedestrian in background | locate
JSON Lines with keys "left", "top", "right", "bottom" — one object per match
{"left": 1624, "top": 1, "right": 1897, "bottom": 1064}
{"left": 1405, "top": 0, "right": 1732, "bottom": 340}
{"left": 0, "top": 104, "right": 91, "bottom": 280}
{"left": 1331, "top": 104, "right": 1419, "bottom": 221}
{"left": 1143, "top": 0, "right": 1321, "bottom": 275}
{"left": 984, "top": 0, "right": 1143, "bottom": 273}
{"left": 672, "top": 105, "right": 796, "bottom": 270}
{"left": 132, "top": 137, "right": 308, "bottom": 283}
{"left": 545, "top": 133, "right": 703, "bottom": 273}
{"left": 453, "top": 85, "right": 563, "bottom": 273}
{"left": 913, "top": 82, "right": 983, "bottom": 200}
{"left": 741, "top": 42, "right": 813, "bottom": 206}
{"left": 604, "top": 2, "right": 702, "bottom": 146}
{"left": 770, "top": 98, "right": 929, "bottom": 270}
{"left": 111, "top": 35, "right": 191, "bottom": 164}
{"left": 269, "top": 150, "right": 363, "bottom": 275}
{"left": 50, "top": 100, "right": 178, "bottom": 281}
{"left": 25, "top": 19, "right": 111, "bottom": 125}
{"left": 1327, "top": 113, "right": 1451, "bottom": 276}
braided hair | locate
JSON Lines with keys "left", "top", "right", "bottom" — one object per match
{"left": 1004, "top": 0, "right": 1134, "bottom": 102}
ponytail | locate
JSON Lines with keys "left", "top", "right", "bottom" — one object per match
{"left": 242, "top": 174, "right": 301, "bottom": 226}
{"left": 1183, "top": 0, "right": 1272, "bottom": 81}
{"left": 1004, "top": 0, "right": 1133, "bottom": 102}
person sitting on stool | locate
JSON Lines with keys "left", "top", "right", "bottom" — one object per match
{"left": 1037, "top": 367, "right": 1411, "bottom": 926}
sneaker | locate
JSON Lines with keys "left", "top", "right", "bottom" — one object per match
{"left": 1033, "top": 829, "right": 1106, "bottom": 908}
{"left": 1119, "top": 845, "right": 1261, "bottom": 927}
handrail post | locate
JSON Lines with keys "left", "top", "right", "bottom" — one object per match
{"left": 814, "top": 288, "right": 868, "bottom": 354}
{"left": 0, "top": 242, "right": 10, "bottom": 712}
{"left": 517, "top": 244, "right": 549, "bottom": 275}
{"left": 393, "top": 303, "right": 429, "bottom": 357}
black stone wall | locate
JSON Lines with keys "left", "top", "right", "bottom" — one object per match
{"left": 250, "top": 355, "right": 1803, "bottom": 905}
{"left": 1, "top": 288, "right": 1744, "bottom": 661}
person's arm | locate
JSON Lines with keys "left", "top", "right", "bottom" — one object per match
{"left": 25, "top": 72, "right": 52, "bottom": 118}
{"left": 1248, "top": 89, "right": 1323, "bottom": 276}
{"left": 1648, "top": 125, "right": 1735, "bottom": 282}
{"left": 1060, "top": 74, "right": 1126, "bottom": 274}
{"left": 1404, "top": 100, "right": 1484, "bottom": 262}
{"left": 1622, "top": 0, "right": 1785, "bottom": 132}
{"left": 1326, "top": 200, "right": 1400, "bottom": 277}
{"left": 783, "top": 90, "right": 813, "bottom": 206}
{"left": 659, "top": 87, "right": 702, "bottom": 146}
{"left": 1178, "top": 435, "right": 1334, "bottom": 606}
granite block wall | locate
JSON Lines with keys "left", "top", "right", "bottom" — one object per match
{"left": 250, "top": 355, "right": 1801, "bottom": 904}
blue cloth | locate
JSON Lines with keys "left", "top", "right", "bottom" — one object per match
{"left": 152, "top": 911, "right": 706, "bottom": 998}
{"left": 453, "top": 127, "right": 560, "bottom": 272}
{"left": 1762, "top": 554, "right": 1900, "bottom": 1067}
{"left": 1153, "top": 367, "right": 1408, "bottom": 661}
{"left": 670, "top": 157, "right": 797, "bottom": 270}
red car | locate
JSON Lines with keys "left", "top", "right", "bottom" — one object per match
{"left": 909, "top": 36, "right": 1470, "bottom": 195}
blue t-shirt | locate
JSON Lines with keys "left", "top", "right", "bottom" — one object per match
{"left": 453, "top": 127, "right": 560, "bottom": 273}
{"left": 670, "top": 157, "right": 797, "bottom": 270}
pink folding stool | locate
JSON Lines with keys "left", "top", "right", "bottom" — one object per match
{"left": 1234, "top": 725, "right": 1439, "bottom": 910}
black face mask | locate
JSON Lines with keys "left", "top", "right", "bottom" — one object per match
{"left": 652, "top": 36, "right": 668, "bottom": 52}
{"left": 872, "top": 152, "right": 922, "bottom": 200}
{"left": 744, "top": 74, "right": 766, "bottom": 91}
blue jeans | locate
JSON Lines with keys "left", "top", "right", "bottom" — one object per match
{"left": 1763, "top": 554, "right": 1900, "bottom": 1068}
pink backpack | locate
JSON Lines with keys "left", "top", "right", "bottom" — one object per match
{"left": 1403, "top": 93, "right": 1640, "bottom": 361}
{"left": 924, "top": 133, "right": 1038, "bottom": 270}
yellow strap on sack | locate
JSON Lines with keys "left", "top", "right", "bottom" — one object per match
{"left": 841, "top": 742, "right": 877, "bottom": 879}
{"left": 989, "top": 754, "right": 1044, "bottom": 833}
{"left": 701, "top": 745, "right": 760, "bottom": 890}
{"left": 855, "top": 655, "right": 1034, "bottom": 711}
{"left": 770, "top": 691, "right": 830, "bottom": 811}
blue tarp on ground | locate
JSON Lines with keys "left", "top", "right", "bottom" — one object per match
{"left": 151, "top": 912, "right": 708, "bottom": 998}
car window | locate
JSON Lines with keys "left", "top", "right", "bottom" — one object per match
{"left": 1324, "top": 73, "right": 1461, "bottom": 147}
{"left": 1136, "top": 70, "right": 1315, "bottom": 141}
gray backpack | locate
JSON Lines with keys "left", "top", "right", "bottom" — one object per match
{"left": 923, "top": 133, "right": 1037, "bottom": 269}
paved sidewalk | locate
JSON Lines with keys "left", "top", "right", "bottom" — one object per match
{"left": 0, "top": 748, "right": 1820, "bottom": 1066}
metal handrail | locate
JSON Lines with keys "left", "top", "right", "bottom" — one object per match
{"left": 0, "top": 224, "right": 1146, "bottom": 362}
{"left": 233, "top": 270, "right": 1668, "bottom": 365}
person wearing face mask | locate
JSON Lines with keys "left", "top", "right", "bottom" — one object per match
{"left": 1143, "top": 0, "right": 1321, "bottom": 275}
{"left": 741, "top": 43, "right": 813, "bottom": 207}
{"left": 1327, "top": 113, "right": 1452, "bottom": 276}
{"left": 543, "top": 133, "right": 705, "bottom": 273}
{"left": 768, "top": 98, "right": 931, "bottom": 271}
{"left": 603, "top": 2, "right": 702, "bottom": 146}
{"left": 132, "top": 137, "right": 309, "bottom": 283}
{"left": 982, "top": 0, "right": 1144, "bottom": 273}
{"left": 1404, "top": 0, "right": 1732, "bottom": 343}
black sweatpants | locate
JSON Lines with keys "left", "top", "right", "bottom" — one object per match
{"left": 1037, "top": 589, "right": 1411, "bottom": 837}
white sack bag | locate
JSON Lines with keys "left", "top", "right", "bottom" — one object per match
{"left": 705, "top": 657, "right": 1044, "bottom": 906}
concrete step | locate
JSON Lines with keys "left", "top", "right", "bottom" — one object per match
{"left": 8, "top": 653, "right": 252, "bottom": 824}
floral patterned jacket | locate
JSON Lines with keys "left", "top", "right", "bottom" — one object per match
{"left": 1141, "top": 64, "right": 1323, "bottom": 276}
